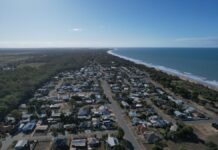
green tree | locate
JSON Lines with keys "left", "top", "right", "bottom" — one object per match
{"left": 71, "top": 96, "right": 82, "bottom": 101}
{"left": 191, "top": 91, "right": 199, "bottom": 100}
{"left": 117, "top": 127, "right": 125, "bottom": 140}
{"left": 10, "top": 109, "right": 21, "bottom": 120}
{"left": 206, "top": 141, "right": 218, "bottom": 150}
{"left": 114, "top": 145, "right": 125, "bottom": 150}
{"left": 175, "top": 125, "right": 194, "bottom": 140}
{"left": 179, "top": 145, "right": 188, "bottom": 150}
{"left": 152, "top": 145, "right": 163, "bottom": 150}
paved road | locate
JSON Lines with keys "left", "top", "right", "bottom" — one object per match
{"left": 49, "top": 78, "right": 63, "bottom": 97}
{"left": 123, "top": 73, "right": 177, "bottom": 125}
{"left": 1, "top": 133, "right": 25, "bottom": 150}
{"left": 135, "top": 67, "right": 218, "bottom": 124}
{"left": 146, "top": 99, "right": 177, "bottom": 124}
{"left": 101, "top": 80, "right": 145, "bottom": 150}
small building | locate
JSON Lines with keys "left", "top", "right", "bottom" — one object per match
{"left": 88, "top": 137, "right": 100, "bottom": 148}
{"left": 35, "top": 125, "right": 48, "bottom": 133}
{"left": 156, "top": 89, "right": 165, "bottom": 95}
{"left": 50, "top": 123, "right": 64, "bottom": 132}
{"left": 79, "top": 121, "right": 92, "bottom": 130}
{"left": 71, "top": 138, "right": 87, "bottom": 149}
{"left": 174, "top": 110, "right": 186, "bottom": 119}
{"left": 92, "top": 118, "right": 101, "bottom": 129}
{"left": 105, "top": 135, "right": 119, "bottom": 149}
{"left": 61, "top": 95, "right": 70, "bottom": 101}
{"left": 20, "top": 104, "right": 27, "bottom": 109}
{"left": 128, "top": 111, "right": 139, "bottom": 118}
{"left": 50, "top": 104, "right": 61, "bottom": 109}
{"left": 64, "top": 124, "right": 77, "bottom": 132}
{"left": 174, "top": 99, "right": 183, "bottom": 106}
{"left": 51, "top": 112, "right": 61, "bottom": 118}
{"left": 144, "top": 132, "right": 161, "bottom": 144}
{"left": 99, "top": 105, "right": 109, "bottom": 115}
{"left": 135, "top": 103, "right": 143, "bottom": 108}
{"left": 121, "top": 101, "right": 130, "bottom": 108}
{"left": 170, "top": 124, "right": 178, "bottom": 132}
{"left": 21, "top": 114, "right": 32, "bottom": 123}
{"left": 5, "top": 116, "right": 16, "bottom": 124}
{"left": 78, "top": 107, "right": 91, "bottom": 119}
{"left": 53, "top": 138, "right": 69, "bottom": 150}
{"left": 14, "top": 140, "right": 30, "bottom": 150}
{"left": 22, "top": 121, "right": 36, "bottom": 134}
{"left": 131, "top": 117, "right": 141, "bottom": 126}
{"left": 136, "top": 124, "right": 147, "bottom": 135}
{"left": 184, "top": 106, "right": 196, "bottom": 114}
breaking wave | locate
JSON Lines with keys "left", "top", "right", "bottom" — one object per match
{"left": 108, "top": 49, "right": 218, "bottom": 90}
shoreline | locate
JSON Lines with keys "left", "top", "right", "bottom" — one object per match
{"left": 108, "top": 49, "right": 218, "bottom": 91}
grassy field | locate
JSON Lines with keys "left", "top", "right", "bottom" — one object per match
{"left": 0, "top": 54, "right": 31, "bottom": 66}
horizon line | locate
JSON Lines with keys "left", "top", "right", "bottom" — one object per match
{"left": 0, "top": 46, "right": 218, "bottom": 49}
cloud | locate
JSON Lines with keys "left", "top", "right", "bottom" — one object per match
{"left": 0, "top": 41, "right": 104, "bottom": 48}
{"left": 70, "top": 28, "right": 83, "bottom": 32}
{"left": 175, "top": 37, "right": 218, "bottom": 42}
{"left": 175, "top": 37, "right": 218, "bottom": 47}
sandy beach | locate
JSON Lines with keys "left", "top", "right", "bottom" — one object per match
{"left": 108, "top": 49, "right": 218, "bottom": 91}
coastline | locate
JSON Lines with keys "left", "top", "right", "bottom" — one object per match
{"left": 108, "top": 49, "right": 218, "bottom": 91}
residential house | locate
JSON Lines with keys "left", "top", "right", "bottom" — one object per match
{"left": 78, "top": 107, "right": 91, "bottom": 119}
{"left": 105, "top": 135, "right": 119, "bottom": 149}
{"left": 144, "top": 132, "right": 161, "bottom": 144}
{"left": 71, "top": 138, "right": 87, "bottom": 150}
{"left": 14, "top": 140, "right": 30, "bottom": 150}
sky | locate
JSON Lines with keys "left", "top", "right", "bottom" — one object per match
{"left": 0, "top": 0, "right": 218, "bottom": 48}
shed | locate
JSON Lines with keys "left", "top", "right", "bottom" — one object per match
{"left": 35, "top": 125, "right": 48, "bottom": 132}
{"left": 71, "top": 138, "right": 87, "bottom": 149}
{"left": 14, "top": 140, "right": 29, "bottom": 150}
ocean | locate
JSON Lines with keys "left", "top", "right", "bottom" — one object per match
{"left": 109, "top": 48, "right": 218, "bottom": 89}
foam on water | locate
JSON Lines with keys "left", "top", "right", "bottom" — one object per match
{"left": 108, "top": 49, "right": 218, "bottom": 90}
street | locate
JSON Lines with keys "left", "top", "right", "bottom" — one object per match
{"left": 101, "top": 80, "right": 145, "bottom": 150}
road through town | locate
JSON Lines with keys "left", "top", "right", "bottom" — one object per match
{"left": 101, "top": 80, "right": 145, "bottom": 150}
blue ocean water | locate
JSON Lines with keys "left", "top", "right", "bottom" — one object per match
{"left": 110, "top": 48, "right": 218, "bottom": 87}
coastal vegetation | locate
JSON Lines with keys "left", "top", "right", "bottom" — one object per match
{"left": 1, "top": 49, "right": 218, "bottom": 121}
{"left": 107, "top": 54, "right": 218, "bottom": 113}
{"left": 0, "top": 49, "right": 106, "bottom": 120}
{"left": 140, "top": 66, "right": 218, "bottom": 113}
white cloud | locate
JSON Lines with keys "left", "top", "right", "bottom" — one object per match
{"left": 175, "top": 37, "right": 218, "bottom": 42}
{"left": 175, "top": 37, "right": 218, "bottom": 47}
{"left": 70, "top": 28, "right": 83, "bottom": 32}
{"left": 0, "top": 41, "right": 104, "bottom": 48}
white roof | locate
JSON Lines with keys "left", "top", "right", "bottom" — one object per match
{"left": 35, "top": 125, "right": 48, "bottom": 131}
{"left": 15, "top": 140, "right": 28, "bottom": 148}
{"left": 170, "top": 124, "right": 178, "bottom": 132}
{"left": 121, "top": 101, "right": 129, "bottom": 106}
{"left": 71, "top": 139, "right": 87, "bottom": 147}
{"left": 106, "top": 136, "right": 119, "bottom": 147}
{"left": 99, "top": 105, "right": 108, "bottom": 111}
